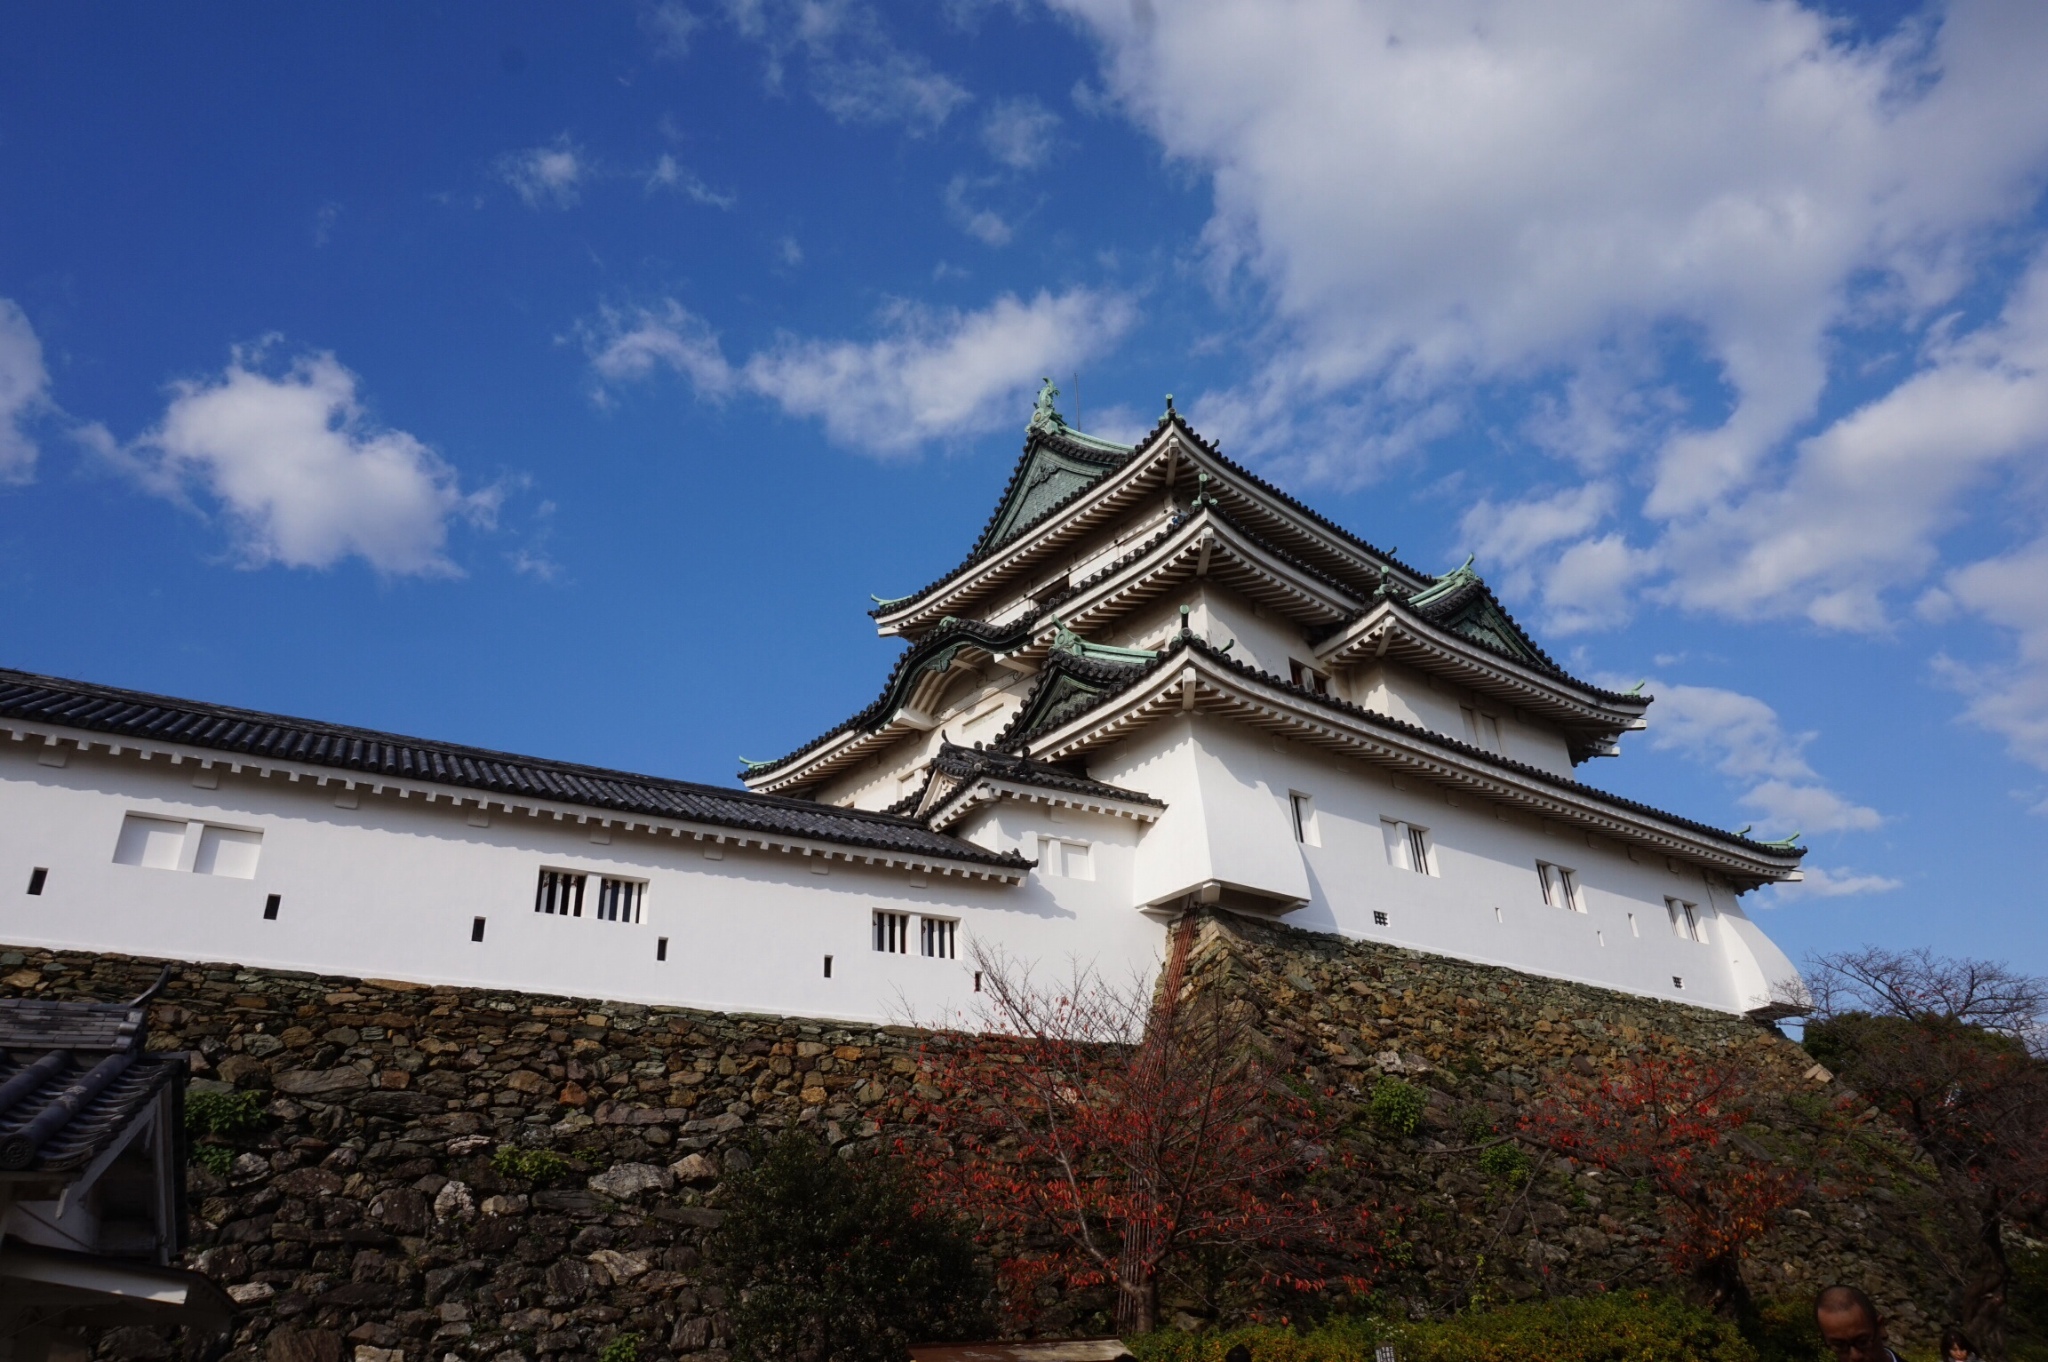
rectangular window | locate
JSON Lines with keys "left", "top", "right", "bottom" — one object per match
{"left": 1289, "top": 792, "right": 1318, "bottom": 845}
{"left": 471, "top": 916, "right": 487, "bottom": 942}
{"left": 1673, "top": 975, "right": 1685, "bottom": 990}
{"left": 823, "top": 954, "right": 833, "bottom": 978}
{"left": 1382, "top": 819, "right": 1435, "bottom": 875}
{"left": 595, "top": 877, "right": 644, "bottom": 924}
{"left": 113, "top": 814, "right": 190, "bottom": 871}
{"left": 26, "top": 868, "right": 47, "bottom": 895}
{"left": 534, "top": 869, "right": 586, "bottom": 917}
{"left": 1372, "top": 910, "right": 1389, "bottom": 927}
{"left": 1037, "top": 836, "right": 1095, "bottom": 881}
{"left": 656, "top": 936, "right": 669, "bottom": 961}
{"left": 1667, "top": 897, "right": 1705, "bottom": 943}
{"left": 1289, "top": 660, "right": 1330, "bottom": 695}
{"left": 873, "top": 910, "right": 909, "bottom": 954}
{"left": 263, "top": 894, "right": 281, "bottom": 921}
{"left": 194, "top": 825, "right": 263, "bottom": 879}
{"left": 920, "top": 916, "right": 957, "bottom": 959}
{"left": 1537, "top": 862, "right": 1583, "bottom": 912}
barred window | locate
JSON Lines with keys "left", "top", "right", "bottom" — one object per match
{"left": 1382, "top": 819, "right": 1436, "bottom": 876}
{"left": 1537, "top": 861, "right": 1583, "bottom": 912}
{"left": 873, "top": 910, "right": 909, "bottom": 954}
{"left": 1668, "top": 897, "right": 1706, "bottom": 943}
{"left": 920, "top": 916, "right": 957, "bottom": 959}
{"left": 535, "top": 869, "right": 586, "bottom": 917}
{"left": 596, "top": 877, "right": 644, "bottom": 924}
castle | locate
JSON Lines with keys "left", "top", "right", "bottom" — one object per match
{"left": 0, "top": 387, "right": 1806, "bottom": 1024}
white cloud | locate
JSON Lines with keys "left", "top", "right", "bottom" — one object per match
{"left": 499, "top": 136, "right": 586, "bottom": 209}
{"left": 582, "top": 287, "right": 1136, "bottom": 456}
{"left": 722, "top": 0, "right": 968, "bottom": 132}
{"left": 1933, "top": 535, "right": 2048, "bottom": 773}
{"left": 1636, "top": 679, "right": 1883, "bottom": 834}
{"left": 0, "top": 299, "right": 50, "bottom": 484}
{"left": 982, "top": 97, "right": 1059, "bottom": 170}
{"left": 110, "top": 349, "right": 495, "bottom": 577}
{"left": 1768, "top": 865, "right": 1905, "bottom": 900}
{"left": 579, "top": 300, "right": 736, "bottom": 399}
{"left": 644, "top": 1, "right": 702, "bottom": 59}
{"left": 1658, "top": 248, "right": 2048, "bottom": 631}
{"left": 1055, "top": 1, "right": 2048, "bottom": 491}
{"left": 944, "top": 176, "right": 1012, "bottom": 247}
{"left": 646, "top": 154, "right": 735, "bottom": 208}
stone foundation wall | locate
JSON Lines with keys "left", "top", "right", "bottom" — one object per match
{"left": 1, "top": 917, "right": 1957, "bottom": 1360}
{"left": 1182, "top": 912, "right": 1955, "bottom": 1351}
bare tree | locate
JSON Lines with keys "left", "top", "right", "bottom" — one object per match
{"left": 909, "top": 914, "right": 1373, "bottom": 1336}
{"left": 1804, "top": 947, "right": 2048, "bottom": 1357}
{"left": 1806, "top": 947, "right": 2048, "bottom": 1051}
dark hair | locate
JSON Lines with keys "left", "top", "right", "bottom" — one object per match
{"left": 1940, "top": 1327, "right": 1977, "bottom": 1356}
{"left": 1815, "top": 1285, "right": 1881, "bottom": 1326}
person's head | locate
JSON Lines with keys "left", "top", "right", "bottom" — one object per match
{"left": 1816, "top": 1285, "right": 1888, "bottom": 1361}
{"left": 1940, "top": 1327, "right": 1977, "bottom": 1360}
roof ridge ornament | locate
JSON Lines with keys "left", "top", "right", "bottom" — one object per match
{"left": 1049, "top": 615, "right": 1159, "bottom": 665}
{"left": 1030, "top": 377, "right": 1068, "bottom": 434}
{"left": 1756, "top": 830, "right": 1803, "bottom": 849}
{"left": 738, "top": 756, "right": 774, "bottom": 774}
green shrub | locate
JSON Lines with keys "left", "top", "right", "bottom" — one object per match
{"left": 597, "top": 1333, "right": 641, "bottom": 1362}
{"left": 186, "top": 1088, "right": 265, "bottom": 1138}
{"left": 190, "top": 1143, "right": 235, "bottom": 1178}
{"left": 1478, "top": 1141, "right": 1529, "bottom": 1187}
{"left": 1369, "top": 1078, "right": 1424, "bottom": 1136}
{"left": 1739, "top": 1297, "right": 1824, "bottom": 1362}
{"left": 706, "top": 1128, "right": 989, "bottom": 1362}
{"left": 491, "top": 1145, "right": 572, "bottom": 1185}
{"left": 1130, "top": 1293, "right": 1758, "bottom": 1362}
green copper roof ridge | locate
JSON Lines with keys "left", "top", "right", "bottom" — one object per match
{"left": 1407, "top": 554, "right": 1480, "bottom": 608}
{"left": 1049, "top": 615, "right": 1160, "bottom": 665}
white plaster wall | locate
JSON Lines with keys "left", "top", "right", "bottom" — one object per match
{"left": 1199, "top": 589, "right": 1315, "bottom": 680}
{"left": 1345, "top": 661, "right": 1576, "bottom": 778}
{"left": 0, "top": 744, "right": 1165, "bottom": 1027}
{"left": 1097, "top": 731, "right": 1788, "bottom": 1015}
{"left": 1089, "top": 716, "right": 1310, "bottom": 908}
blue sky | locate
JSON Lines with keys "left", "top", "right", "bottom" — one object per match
{"left": 4, "top": 2, "right": 2046, "bottom": 974}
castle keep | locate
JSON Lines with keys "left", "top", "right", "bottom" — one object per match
{"left": 0, "top": 387, "right": 1805, "bottom": 1022}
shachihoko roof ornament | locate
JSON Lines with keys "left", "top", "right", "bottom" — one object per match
{"left": 1049, "top": 617, "right": 1159, "bottom": 666}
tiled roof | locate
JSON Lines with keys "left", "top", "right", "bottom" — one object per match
{"left": 872, "top": 426, "right": 1134, "bottom": 621}
{"left": 1394, "top": 575, "right": 1647, "bottom": 708}
{"left": 0, "top": 991, "right": 181, "bottom": 1174}
{"left": 741, "top": 617, "right": 1037, "bottom": 782}
{"left": 995, "top": 633, "right": 1803, "bottom": 863}
{"left": 871, "top": 407, "right": 1432, "bottom": 626}
{"left": 925, "top": 741, "right": 1164, "bottom": 808}
{"left": 0, "top": 668, "right": 1029, "bottom": 873}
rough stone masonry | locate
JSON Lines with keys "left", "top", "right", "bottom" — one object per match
{"left": 0, "top": 910, "right": 1957, "bottom": 1362}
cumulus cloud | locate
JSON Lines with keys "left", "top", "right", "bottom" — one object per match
{"left": 982, "top": 97, "right": 1059, "bottom": 170}
{"left": 722, "top": 0, "right": 968, "bottom": 131}
{"left": 1635, "top": 679, "right": 1883, "bottom": 834}
{"left": 1658, "top": 248, "right": 2048, "bottom": 632}
{"left": 1055, "top": 1, "right": 2048, "bottom": 485}
{"left": 499, "top": 136, "right": 586, "bottom": 208}
{"left": 1769, "top": 865, "right": 1906, "bottom": 900}
{"left": 103, "top": 349, "right": 496, "bottom": 577}
{"left": 580, "top": 287, "right": 1136, "bottom": 456}
{"left": 0, "top": 299, "right": 50, "bottom": 484}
